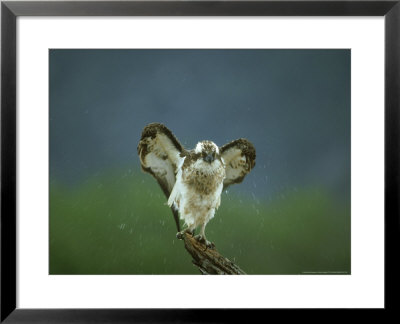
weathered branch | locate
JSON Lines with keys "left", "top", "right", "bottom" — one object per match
{"left": 168, "top": 206, "right": 245, "bottom": 274}
{"left": 180, "top": 233, "right": 246, "bottom": 275}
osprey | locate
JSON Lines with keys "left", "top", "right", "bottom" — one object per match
{"left": 138, "top": 123, "right": 256, "bottom": 248}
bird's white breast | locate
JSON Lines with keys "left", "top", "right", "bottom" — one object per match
{"left": 169, "top": 158, "right": 225, "bottom": 227}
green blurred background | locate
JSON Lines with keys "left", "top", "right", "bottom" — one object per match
{"left": 49, "top": 49, "right": 350, "bottom": 274}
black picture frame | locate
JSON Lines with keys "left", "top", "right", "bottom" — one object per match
{"left": 1, "top": 0, "right": 399, "bottom": 322}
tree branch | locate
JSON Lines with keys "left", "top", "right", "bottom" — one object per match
{"left": 180, "top": 233, "right": 246, "bottom": 275}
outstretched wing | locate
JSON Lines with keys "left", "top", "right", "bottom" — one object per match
{"left": 137, "top": 123, "right": 185, "bottom": 231}
{"left": 220, "top": 138, "right": 256, "bottom": 190}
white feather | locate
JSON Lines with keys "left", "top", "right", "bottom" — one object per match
{"left": 169, "top": 157, "right": 224, "bottom": 229}
{"left": 167, "top": 157, "right": 185, "bottom": 207}
{"left": 141, "top": 132, "right": 183, "bottom": 194}
{"left": 221, "top": 147, "right": 248, "bottom": 186}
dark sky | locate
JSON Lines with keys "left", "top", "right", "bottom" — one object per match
{"left": 49, "top": 49, "right": 350, "bottom": 202}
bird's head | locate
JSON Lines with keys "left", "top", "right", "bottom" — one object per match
{"left": 195, "top": 140, "right": 220, "bottom": 164}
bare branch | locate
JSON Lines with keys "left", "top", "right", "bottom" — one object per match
{"left": 180, "top": 233, "right": 246, "bottom": 275}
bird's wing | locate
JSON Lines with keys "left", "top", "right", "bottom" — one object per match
{"left": 220, "top": 138, "right": 256, "bottom": 190}
{"left": 137, "top": 123, "right": 185, "bottom": 231}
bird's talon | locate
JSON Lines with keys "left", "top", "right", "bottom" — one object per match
{"left": 194, "top": 234, "right": 205, "bottom": 243}
{"left": 194, "top": 235, "right": 215, "bottom": 249}
{"left": 177, "top": 228, "right": 195, "bottom": 240}
{"left": 206, "top": 240, "right": 215, "bottom": 249}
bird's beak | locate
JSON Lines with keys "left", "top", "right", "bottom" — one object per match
{"left": 204, "top": 153, "right": 214, "bottom": 163}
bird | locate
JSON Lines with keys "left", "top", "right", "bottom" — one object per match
{"left": 137, "top": 122, "right": 256, "bottom": 248}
